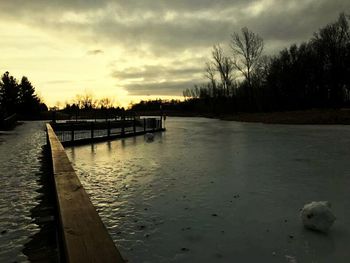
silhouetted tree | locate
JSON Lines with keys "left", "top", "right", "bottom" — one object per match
{"left": 211, "top": 44, "right": 235, "bottom": 96}
{"left": 0, "top": 72, "right": 47, "bottom": 119}
{"left": 0, "top": 72, "right": 19, "bottom": 115}
{"left": 98, "top": 97, "right": 114, "bottom": 109}
{"left": 18, "top": 76, "right": 41, "bottom": 116}
{"left": 230, "top": 27, "right": 264, "bottom": 88}
{"left": 204, "top": 61, "right": 217, "bottom": 96}
{"left": 311, "top": 12, "right": 350, "bottom": 107}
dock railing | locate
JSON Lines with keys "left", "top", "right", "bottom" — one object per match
{"left": 46, "top": 123, "right": 125, "bottom": 263}
{"left": 52, "top": 116, "right": 165, "bottom": 146}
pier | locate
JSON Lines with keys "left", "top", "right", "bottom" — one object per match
{"left": 46, "top": 123, "right": 125, "bottom": 262}
{"left": 51, "top": 116, "right": 165, "bottom": 146}
{"left": 45, "top": 116, "right": 165, "bottom": 262}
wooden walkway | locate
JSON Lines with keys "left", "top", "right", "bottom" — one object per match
{"left": 46, "top": 124, "right": 124, "bottom": 263}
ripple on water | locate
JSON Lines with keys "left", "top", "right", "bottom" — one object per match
{"left": 0, "top": 122, "right": 45, "bottom": 262}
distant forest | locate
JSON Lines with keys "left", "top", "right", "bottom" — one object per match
{"left": 132, "top": 13, "right": 350, "bottom": 114}
{"left": 0, "top": 72, "right": 47, "bottom": 120}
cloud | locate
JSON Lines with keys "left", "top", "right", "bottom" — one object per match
{"left": 1, "top": 0, "right": 349, "bottom": 58}
{"left": 112, "top": 64, "right": 203, "bottom": 81}
{"left": 87, "top": 49, "right": 104, "bottom": 55}
{"left": 2, "top": 0, "right": 349, "bottom": 53}
{"left": 122, "top": 79, "right": 204, "bottom": 96}
{"left": 1, "top": 0, "right": 349, "bottom": 99}
{"left": 111, "top": 58, "right": 206, "bottom": 95}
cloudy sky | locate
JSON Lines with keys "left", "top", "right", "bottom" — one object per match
{"left": 0, "top": 0, "right": 349, "bottom": 107}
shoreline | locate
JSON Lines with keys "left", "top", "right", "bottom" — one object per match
{"left": 155, "top": 109, "right": 350, "bottom": 125}
{"left": 217, "top": 109, "right": 350, "bottom": 125}
{"left": 136, "top": 108, "right": 350, "bottom": 125}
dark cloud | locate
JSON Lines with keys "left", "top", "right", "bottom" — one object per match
{"left": 123, "top": 79, "right": 204, "bottom": 96}
{"left": 111, "top": 60, "right": 206, "bottom": 95}
{"left": 0, "top": 0, "right": 251, "bottom": 14}
{"left": 1, "top": 0, "right": 348, "bottom": 52}
{"left": 1, "top": 0, "right": 349, "bottom": 96}
{"left": 87, "top": 49, "right": 104, "bottom": 55}
{"left": 112, "top": 64, "right": 203, "bottom": 82}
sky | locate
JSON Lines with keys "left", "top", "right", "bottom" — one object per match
{"left": 0, "top": 0, "right": 349, "bottom": 108}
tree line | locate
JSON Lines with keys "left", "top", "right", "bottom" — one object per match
{"left": 180, "top": 13, "right": 350, "bottom": 113}
{"left": 0, "top": 71, "right": 47, "bottom": 119}
{"left": 60, "top": 93, "right": 126, "bottom": 120}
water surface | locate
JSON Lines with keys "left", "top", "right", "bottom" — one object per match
{"left": 66, "top": 117, "right": 350, "bottom": 262}
{"left": 0, "top": 122, "right": 45, "bottom": 262}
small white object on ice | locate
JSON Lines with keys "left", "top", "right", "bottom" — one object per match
{"left": 145, "top": 133, "right": 154, "bottom": 142}
{"left": 300, "top": 201, "right": 336, "bottom": 232}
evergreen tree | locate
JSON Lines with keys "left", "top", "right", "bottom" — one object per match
{"left": 18, "top": 76, "right": 41, "bottom": 115}
{"left": 0, "top": 72, "right": 19, "bottom": 116}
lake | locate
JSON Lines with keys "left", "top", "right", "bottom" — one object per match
{"left": 66, "top": 117, "right": 350, "bottom": 263}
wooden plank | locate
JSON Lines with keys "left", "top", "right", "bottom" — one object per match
{"left": 46, "top": 124, "right": 124, "bottom": 263}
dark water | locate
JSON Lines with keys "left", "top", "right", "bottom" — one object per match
{"left": 66, "top": 117, "right": 350, "bottom": 263}
{"left": 0, "top": 122, "right": 46, "bottom": 262}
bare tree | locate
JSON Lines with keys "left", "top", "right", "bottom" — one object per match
{"left": 254, "top": 55, "right": 271, "bottom": 84}
{"left": 205, "top": 62, "right": 216, "bottom": 86}
{"left": 230, "top": 27, "right": 264, "bottom": 87}
{"left": 211, "top": 44, "right": 235, "bottom": 96}
{"left": 204, "top": 61, "right": 217, "bottom": 98}
{"left": 98, "top": 97, "right": 114, "bottom": 109}
{"left": 183, "top": 88, "right": 191, "bottom": 100}
{"left": 74, "top": 92, "right": 95, "bottom": 109}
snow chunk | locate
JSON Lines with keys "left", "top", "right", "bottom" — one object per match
{"left": 300, "top": 201, "right": 336, "bottom": 232}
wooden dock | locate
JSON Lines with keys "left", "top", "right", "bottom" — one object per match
{"left": 52, "top": 117, "right": 165, "bottom": 146}
{"left": 46, "top": 123, "right": 125, "bottom": 263}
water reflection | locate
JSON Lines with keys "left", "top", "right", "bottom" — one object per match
{"left": 121, "top": 139, "right": 126, "bottom": 148}
{"left": 107, "top": 141, "right": 112, "bottom": 153}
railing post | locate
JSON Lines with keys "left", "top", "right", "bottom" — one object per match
{"left": 160, "top": 116, "right": 162, "bottom": 129}
{"left": 91, "top": 122, "right": 94, "bottom": 139}
{"left": 71, "top": 124, "right": 74, "bottom": 142}
{"left": 107, "top": 121, "right": 111, "bottom": 138}
{"left": 143, "top": 118, "right": 146, "bottom": 132}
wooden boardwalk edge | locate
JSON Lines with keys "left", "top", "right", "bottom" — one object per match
{"left": 46, "top": 123, "right": 125, "bottom": 263}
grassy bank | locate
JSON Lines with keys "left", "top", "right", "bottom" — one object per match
{"left": 219, "top": 109, "right": 350, "bottom": 124}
